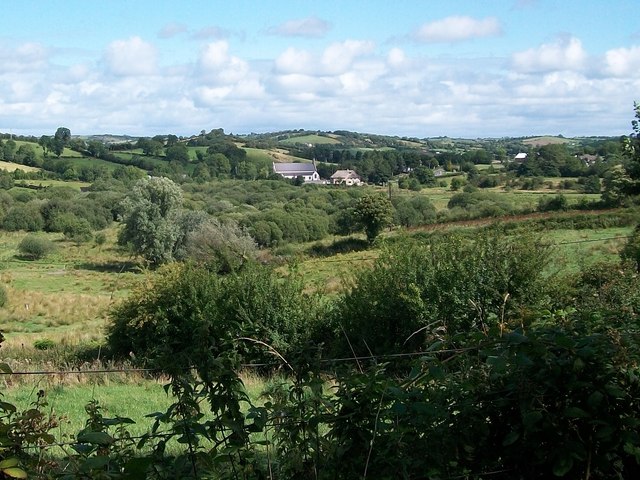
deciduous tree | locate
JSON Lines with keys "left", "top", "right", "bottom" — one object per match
{"left": 118, "top": 176, "right": 184, "bottom": 266}
{"left": 353, "top": 193, "right": 393, "bottom": 243}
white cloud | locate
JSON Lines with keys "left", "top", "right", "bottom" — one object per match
{"left": 2, "top": 30, "right": 638, "bottom": 138}
{"left": 192, "top": 26, "right": 229, "bottom": 41}
{"left": 415, "top": 16, "right": 501, "bottom": 43}
{"left": 605, "top": 45, "right": 640, "bottom": 77}
{"left": 387, "top": 48, "right": 407, "bottom": 68}
{"left": 274, "top": 40, "right": 374, "bottom": 76}
{"left": 321, "top": 40, "right": 375, "bottom": 75}
{"left": 0, "top": 42, "right": 49, "bottom": 72}
{"left": 104, "top": 36, "right": 158, "bottom": 76}
{"left": 275, "top": 47, "right": 315, "bottom": 74}
{"left": 267, "top": 16, "right": 331, "bottom": 38}
{"left": 512, "top": 37, "right": 587, "bottom": 73}
{"left": 158, "top": 22, "right": 188, "bottom": 39}
{"left": 198, "top": 41, "right": 250, "bottom": 84}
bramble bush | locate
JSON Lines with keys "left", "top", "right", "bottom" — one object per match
{"left": 17, "top": 234, "right": 55, "bottom": 260}
{"left": 331, "top": 229, "right": 551, "bottom": 356}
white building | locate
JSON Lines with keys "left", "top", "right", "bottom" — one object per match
{"left": 272, "top": 162, "right": 320, "bottom": 182}
{"left": 330, "top": 169, "right": 362, "bottom": 186}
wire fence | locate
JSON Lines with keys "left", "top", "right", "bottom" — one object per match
{"left": 0, "top": 232, "right": 633, "bottom": 379}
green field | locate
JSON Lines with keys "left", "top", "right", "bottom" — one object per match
{"left": 12, "top": 140, "right": 82, "bottom": 159}
{"left": 49, "top": 155, "right": 131, "bottom": 172}
{"left": 279, "top": 134, "right": 341, "bottom": 145}
{"left": 13, "top": 180, "right": 91, "bottom": 190}
{"left": 0, "top": 228, "right": 139, "bottom": 345}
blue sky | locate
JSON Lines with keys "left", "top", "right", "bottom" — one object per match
{"left": 1, "top": 0, "right": 638, "bottom": 138}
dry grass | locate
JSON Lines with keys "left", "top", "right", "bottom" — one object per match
{"left": 0, "top": 161, "right": 40, "bottom": 173}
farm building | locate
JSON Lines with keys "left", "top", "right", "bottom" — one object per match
{"left": 513, "top": 152, "right": 528, "bottom": 163}
{"left": 272, "top": 162, "right": 320, "bottom": 182}
{"left": 330, "top": 169, "right": 362, "bottom": 186}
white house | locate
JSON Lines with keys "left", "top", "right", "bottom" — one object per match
{"left": 513, "top": 152, "right": 528, "bottom": 163}
{"left": 330, "top": 169, "right": 362, "bottom": 186}
{"left": 272, "top": 162, "right": 320, "bottom": 182}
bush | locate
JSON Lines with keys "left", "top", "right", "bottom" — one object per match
{"left": 333, "top": 229, "right": 551, "bottom": 356}
{"left": 538, "top": 193, "right": 569, "bottom": 212}
{"left": 393, "top": 196, "right": 436, "bottom": 227}
{"left": 2, "top": 203, "right": 45, "bottom": 231}
{"left": 18, "top": 235, "right": 55, "bottom": 260}
{"left": 55, "top": 213, "right": 93, "bottom": 242}
{"left": 33, "top": 339, "right": 56, "bottom": 350}
{"left": 107, "top": 263, "right": 323, "bottom": 373}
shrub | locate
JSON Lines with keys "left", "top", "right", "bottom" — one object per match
{"left": 2, "top": 203, "right": 45, "bottom": 231}
{"left": 54, "top": 213, "right": 93, "bottom": 242}
{"left": 18, "top": 235, "right": 55, "bottom": 260}
{"left": 393, "top": 196, "right": 436, "bottom": 227}
{"left": 333, "top": 229, "right": 551, "bottom": 356}
{"left": 538, "top": 193, "right": 569, "bottom": 212}
{"left": 183, "top": 218, "right": 257, "bottom": 273}
{"left": 33, "top": 339, "right": 56, "bottom": 350}
{"left": 107, "top": 262, "right": 322, "bottom": 373}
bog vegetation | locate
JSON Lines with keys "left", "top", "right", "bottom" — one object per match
{"left": 1, "top": 104, "right": 640, "bottom": 478}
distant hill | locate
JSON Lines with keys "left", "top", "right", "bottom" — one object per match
{"left": 522, "top": 136, "right": 572, "bottom": 147}
{"left": 81, "top": 134, "right": 138, "bottom": 144}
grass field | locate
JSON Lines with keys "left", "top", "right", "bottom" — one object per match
{"left": 278, "top": 134, "right": 341, "bottom": 145}
{"left": 244, "top": 147, "right": 310, "bottom": 164}
{"left": 522, "top": 136, "right": 572, "bottom": 147}
{"left": 12, "top": 140, "right": 82, "bottom": 159}
{"left": 1, "top": 371, "right": 268, "bottom": 454}
{"left": 0, "top": 229, "right": 140, "bottom": 346}
{"left": 0, "top": 160, "right": 40, "bottom": 173}
{"left": 286, "top": 219, "right": 632, "bottom": 296}
{"left": 49, "top": 155, "right": 130, "bottom": 172}
{"left": 14, "top": 179, "right": 91, "bottom": 190}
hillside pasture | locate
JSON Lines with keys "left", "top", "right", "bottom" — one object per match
{"left": 278, "top": 134, "right": 342, "bottom": 145}
{"left": 244, "top": 147, "right": 310, "bottom": 164}
{"left": 13, "top": 180, "right": 91, "bottom": 190}
{"left": 0, "top": 160, "right": 40, "bottom": 173}
{"left": 522, "top": 136, "right": 572, "bottom": 147}
{"left": 12, "top": 140, "right": 82, "bottom": 159}
{"left": 0, "top": 229, "right": 139, "bottom": 347}
{"left": 48, "top": 155, "right": 136, "bottom": 172}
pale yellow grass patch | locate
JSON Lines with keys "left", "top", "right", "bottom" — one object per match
{"left": 0, "top": 161, "right": 40, "bottom": 173}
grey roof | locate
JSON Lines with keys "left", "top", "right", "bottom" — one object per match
{"left": 273, "top": 162, "right": 317, "bottom": 174}
{"left": 331, "top": 169, "right": 360, "bottom": 179}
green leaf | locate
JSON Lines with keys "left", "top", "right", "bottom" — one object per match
{"left": 564, "top": 406, "right": 590, "bottom": 418}
{"left": 80, "top": 456, "right": 110, "bottom": 472}
{"left": 588, "top": 391, "right": 604, "bottom": 408}
{"left": 502, "top": 430, "right": 520, "bottom": 446}
{"left": 0, "top": 363, "right": 12, "bottom": 374}
{"left": 0, "top": 401, "right": 17, "bottom": 413}
{"left": 123, "top": 457, "right": 153, "bottom": 479}
{"left": 77, "top": 431, "right": 114, "bottom": 445}
{"left": 0, "top": 458, "right": 19, "bottom": 469}
{"left": 102, "top": 416, "right": 135, "bottom": 426}
{"left": 523, "top": 411, "right": 543, "bottom": 431}
{"left": 486, "top": 356, "right": 507, "bottom": 372}
{"left": 553, "top": 456, "right": 574, "bottom": 477}
{"left": 1, "top": 467, "right": 28, "bottom": 479}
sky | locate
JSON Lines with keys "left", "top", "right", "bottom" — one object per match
{"left": 1, "top": 0, "right": 639, "bottom": 139}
